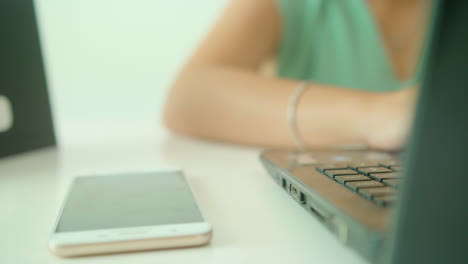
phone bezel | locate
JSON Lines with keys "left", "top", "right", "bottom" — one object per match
{"left": 48, "top": 171, "right": 212, "bottom": 256}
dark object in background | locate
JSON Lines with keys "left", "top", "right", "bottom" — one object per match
{"left": 0, "top": 0, "right": 56, "bottom": 158}
{"left": 384, "top": 1, "right": 468, "bottom": 263}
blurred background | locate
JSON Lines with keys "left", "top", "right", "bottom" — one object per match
{"left": 35, "top": 0, "right": 227, "bottom": 146}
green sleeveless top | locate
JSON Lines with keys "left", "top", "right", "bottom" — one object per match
{"left": 275, "top": 0, "right": 425, "bottom": 92}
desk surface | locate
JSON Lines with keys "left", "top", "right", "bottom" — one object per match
{"left": 0, "top": 127, "right": 367, "bottom": 264}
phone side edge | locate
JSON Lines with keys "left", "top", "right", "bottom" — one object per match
{"left": 48, "top": 223, "right": 212, "bottom": 257}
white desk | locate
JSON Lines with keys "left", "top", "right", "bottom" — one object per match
{"left": 0, "top": 126, "right": 367, "bottom": 264}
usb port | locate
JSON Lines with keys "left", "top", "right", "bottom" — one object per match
{"left": 300, "top": 192, "right": 307, "bottom": 205}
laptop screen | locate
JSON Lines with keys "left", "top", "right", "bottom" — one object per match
{"left": 385, "top": 1, "right": 468, "bottom": 263}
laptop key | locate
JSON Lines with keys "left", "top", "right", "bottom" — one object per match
{"left": 315, "top": 164, "right": 348, "bottom": 173}
{"left": 390, "top": 166, "right": 402, "bottom": 171}
{"left": 370, "top": 172, "right": 400, "bottom": 181}
{"left": 348, "top": 162, "right": 380, "bottom": 169}
{"left": 379, "top": 160, "right": 400, "bottom": 168}
{"left": 357, "top": 167, "right": 393, "bottom": 176}
{"left": 374, "top": 195, "right": 397, "bottom": 206}
{"left": 383, "top": 179, "right": 400, "bottom": 188}
{"left": 324, "top": 169, "right": 358, "bottom": 178}
{"left": 345, "top": 180, "right": 385, "bottom": 191}
{"left": 335, "top": 175, "right": 371, "bottom": 184}
{"left": 358, "top": 187, "right": 395, "bottom": 199}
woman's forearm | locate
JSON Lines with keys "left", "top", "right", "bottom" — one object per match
{"left": 164, "top": 66, "right": 382, "bottom": 148}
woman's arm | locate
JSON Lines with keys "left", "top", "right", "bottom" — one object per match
{"left": 163, "top": 0, "right": 416, "bottom": 150}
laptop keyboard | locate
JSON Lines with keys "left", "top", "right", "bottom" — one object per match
{"left": 314, "top": 161, "right": 401, "bottom": 207}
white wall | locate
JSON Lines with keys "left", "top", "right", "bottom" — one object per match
{"left": 35, "top": 0, "right": 228, "bottom": 146}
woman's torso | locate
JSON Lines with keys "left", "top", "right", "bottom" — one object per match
{"left": 275, "top": 0, "right": 431, "bottom": 92}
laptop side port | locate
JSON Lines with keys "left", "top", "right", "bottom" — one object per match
{"left": 300, "top": 192, "right": 307, "bottom": 205}
{"left": 282, "top": 178, "right": 287, "bottom": 190}
{"left": 289, "top": 184, "right": 308, "bottom": 205}
{"left": 289, "top": 184, "right": 299, "bottom": 200}
{"left": 309, "top": 205, "right": 326, "bottom": 222}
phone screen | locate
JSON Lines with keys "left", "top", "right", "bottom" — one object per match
{"left": 56, "top": 171, "right": 204, "bottom": 233}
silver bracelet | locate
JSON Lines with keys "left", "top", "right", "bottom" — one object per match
{"left": 288, "top": 82, "right": 309, "bottom": 150}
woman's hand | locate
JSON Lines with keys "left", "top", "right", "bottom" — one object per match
{"left": 366, "top": 86, "right": 419, "bottom": 151}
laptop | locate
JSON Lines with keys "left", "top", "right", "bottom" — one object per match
{"left": 260, "top": 1, "right": 467, "bottom": 263}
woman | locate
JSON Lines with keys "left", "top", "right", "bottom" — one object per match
{"left": 163, "top": 0, "right": 432, "bottom": 150}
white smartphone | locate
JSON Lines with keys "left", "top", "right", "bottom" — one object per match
{"left": 49, "top": 171, "right": 212, "bottom": 257}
